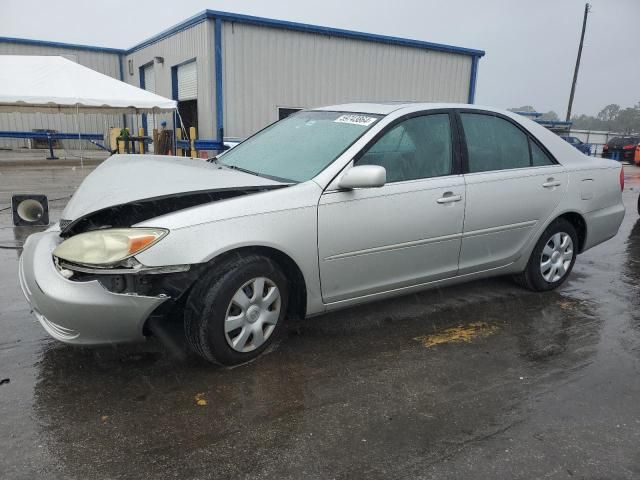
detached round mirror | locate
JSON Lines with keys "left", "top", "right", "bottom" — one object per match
{"left": 11, "top": 194, "right": 49, "bottom": 226}
{"left": 338, "top": 165, "right": 386, "bottom": 190}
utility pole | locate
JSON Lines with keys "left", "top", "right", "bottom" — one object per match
{"left": 566, "top": 3, "right": 591, "bottom": 122}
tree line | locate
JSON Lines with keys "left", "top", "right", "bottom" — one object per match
{"left": 509, "top": 103, "right": 640, "bottom": 134}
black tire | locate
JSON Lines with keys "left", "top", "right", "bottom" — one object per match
{"left": 514, "top": 218, "right": 578, "bottom": 292}
{"left": 184, "top": 254, "right": 289, "bottom": 365}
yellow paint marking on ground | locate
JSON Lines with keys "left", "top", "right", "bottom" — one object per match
{"left": 195, "top": 393, "right": 208, "bottom": 406}
{"left": 414, "top": 322, "right": 497, "bottom": 348}
{"left": 558, "top": 299, "right": 583, "bottom": 311}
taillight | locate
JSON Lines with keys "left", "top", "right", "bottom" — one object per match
{"left": 620, "top": 167, "right": 625, "bottom": 191}
{"left": 603, "top": 144, "right": 609, "bottom": 150}
{"left": 623, "top": 144, "right": 634, "bottom": 150}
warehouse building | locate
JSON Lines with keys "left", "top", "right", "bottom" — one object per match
{"left": 0, "top": 10, "right": 485, "bottom": 151}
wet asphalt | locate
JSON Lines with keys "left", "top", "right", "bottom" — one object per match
{"left": 1, "top": 162, "right": 639, "bottom": 479}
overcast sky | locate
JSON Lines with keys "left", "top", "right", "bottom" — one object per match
{"left": 2, "top": 0, "right": 638, "bottom": 116}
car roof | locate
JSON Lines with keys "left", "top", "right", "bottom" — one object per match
{"left": 311, "top": 102, "right": 596, "bottom": 167}
{"left": 312, "top": 102, "right": 513, "bottom": 115}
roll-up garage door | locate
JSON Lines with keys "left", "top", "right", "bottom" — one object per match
{"left": 143, "top": 63, "right": 156, "bottom": 94}
{"left": 177, "top": 62, "right": 197, "bottom": 100}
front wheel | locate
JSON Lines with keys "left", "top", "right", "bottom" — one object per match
{"left": 514, "top": 219, "right": 578, "bottom": 292}
{"left": 184, "top": 255, "right": 289, "bottom": 365}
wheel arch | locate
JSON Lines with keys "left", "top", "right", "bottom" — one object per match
{"left": 554, "top": 211, "right": 587, "bottom": 253}
{"left": 204, "top": 245, "right": 308, "bottom": 320}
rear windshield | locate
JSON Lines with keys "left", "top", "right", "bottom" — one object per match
{"left": 219, "top": 111, "right": 382, "bottom": 183}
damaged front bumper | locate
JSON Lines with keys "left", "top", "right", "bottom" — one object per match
{"left": 19, "top": 231, "right": 169, "bottom": 345}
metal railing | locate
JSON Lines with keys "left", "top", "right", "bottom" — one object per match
{"left": 0, "top": 130, "right": 105, "bottom": 159}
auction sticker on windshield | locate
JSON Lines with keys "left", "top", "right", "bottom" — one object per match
{"left": 334, "top": 114, "right": 377, "bottom": 126}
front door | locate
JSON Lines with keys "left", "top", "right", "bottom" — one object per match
{"left": 318, "top": 112, "right": 466, "bottom": 304}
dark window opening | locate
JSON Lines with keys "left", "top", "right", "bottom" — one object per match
{"left": 278, "top": 108, "right": 302, "bottom": 120}
{"left": 357, "top": 114, "right": 452, "bottom": 182}
{"left": 461, "top": 113, "right": 530, "bottom": 173}
{"left": 530, "top": 139, "right": 554, "bottom": 166}
{"left": 177, "top": 100, "right": 198, "bottom": 156}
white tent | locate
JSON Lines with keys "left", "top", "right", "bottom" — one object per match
{"left": 0, "top": 55, "right": 177, "bottom": 113}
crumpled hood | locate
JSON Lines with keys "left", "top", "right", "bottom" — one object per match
{"left": 61, "top": 154, "right": 283, "bottom": 221}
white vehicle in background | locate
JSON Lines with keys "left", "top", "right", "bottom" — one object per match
{"left": 20, "top": 103, "right": 625, "bottom": 365}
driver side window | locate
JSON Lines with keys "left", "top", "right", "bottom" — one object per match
{"left": 357, "top": 114, "right": 452, "bottom": 183}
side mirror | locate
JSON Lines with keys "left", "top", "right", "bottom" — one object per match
{"left": 338, "top": 165, "right": 386, "bottom": 190}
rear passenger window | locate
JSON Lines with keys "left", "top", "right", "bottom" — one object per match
{"left": 530, "top": 140, "right": 554, "bottom": 166}
{"left": 461, "top": 113, "right": 530, "bottom": 173}
{"left": 358, "top": 114, "right": 452, "bottom": 182}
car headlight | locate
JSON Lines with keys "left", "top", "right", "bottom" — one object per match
{"left": 53, "top": 228, "right": 168, "bottom": 266}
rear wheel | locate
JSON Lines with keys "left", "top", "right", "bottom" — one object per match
{"left": 184, "top": 255, "right": 289, "bottom": 365}
{"left": 514, "top": 218, "right": 578, "bottom": 292}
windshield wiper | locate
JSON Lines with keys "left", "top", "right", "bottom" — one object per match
{"left": 222, "top": 164, "right": 296, "bottom": 184}
{"left": 223, "top": 164, "right": 258, "bottom": 176}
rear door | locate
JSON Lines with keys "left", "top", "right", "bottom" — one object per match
{"left": 457, "top": 111, "right": 567, "bottom": 275}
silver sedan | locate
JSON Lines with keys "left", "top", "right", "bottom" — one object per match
{"left": 19, "top": 103, "right": 625, "bottom": 365}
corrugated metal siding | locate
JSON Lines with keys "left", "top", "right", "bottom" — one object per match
{"left": 0, "top": 42, "right": 123, "bottom": 149}
{"left": 222, "top": 22, "right": 472, "bottom": 138}
{"left": 124, "top": 21, "right": 215, "bottom": 138}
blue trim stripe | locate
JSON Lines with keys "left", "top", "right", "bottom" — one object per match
{"left": 1, "top": 11, "right": 484, "bottom": 59}
{"left": 139, "top": 66, "right": 147, "bottom": 90}
{"left": 0, "top": 35, "right": 124, "bottom": 54}
{"left": 126, "top": 12, "right": 209, "bottom": 54}
{"left": 0, "top": 131, "right": 103, "bottom": 140}
{"left": 170, "top": 66, "right": 179, "bottom": 102}
{"left": 118, "top": 56, "right": 125, "bottom": 81}
{"left": 177, "top": 139, "right": 227, "bottom": 151}
{"left": 139, "top": 66, "right": 147, "bottom": 134}
{"left": 209, "top": 10, "right": 485, "bottom": 57}
{"left": 1, "top": 10, "right": 484, "bottom": 61}
{"left": 126, "top": 10, "right": 485, "bottom": 58}
{"left": 118, "top": 56, "right": 127, "bottom": 128}
{"left": 467, "top": 56, "right": 479, "bottom": 104}
{"left": 214, "top": 18, "right": 224, "bottom": 143}
{"left": 173, "top": 57, "right": 198, "bottom": 69}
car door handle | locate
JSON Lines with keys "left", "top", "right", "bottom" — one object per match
{"left": 542, "top": 179, "right": 562, "bottom": 188}
{"left": 436, "top": 193, "right": 462, "bottom": 204}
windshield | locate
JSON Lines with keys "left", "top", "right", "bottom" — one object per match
{"left": 218, "top": 111, "right": 382, "bottom": 182}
